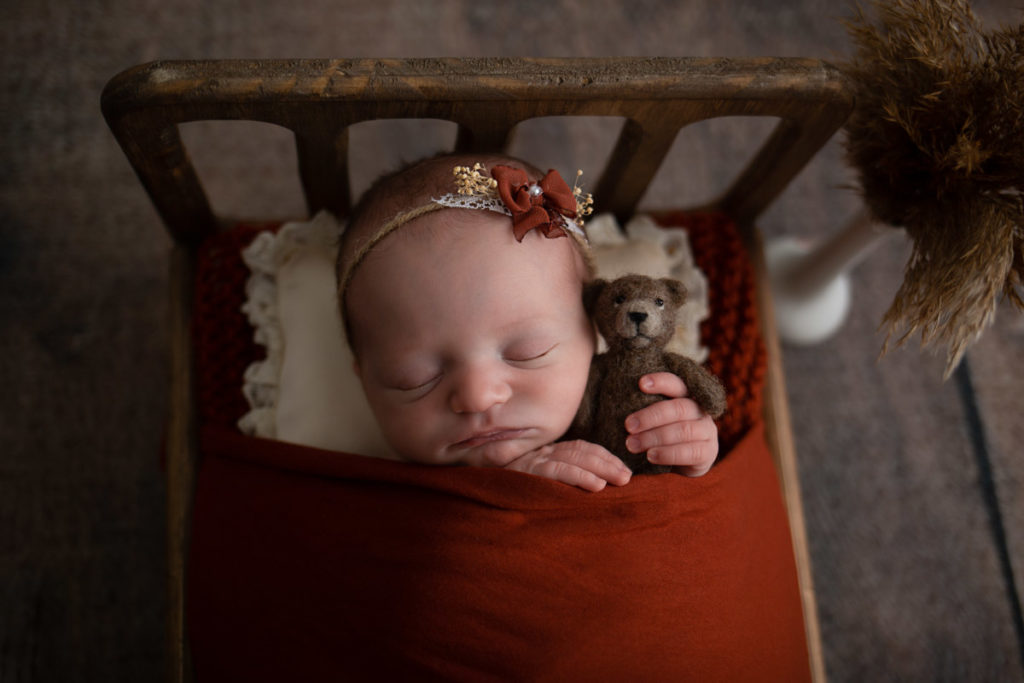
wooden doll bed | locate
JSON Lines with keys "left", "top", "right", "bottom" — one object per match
{"left": 102, "top": 58, "right": 851, "bottom": 682}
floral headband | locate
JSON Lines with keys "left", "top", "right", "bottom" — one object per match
{"left": 338, "top": 163, "right": 595, "bottom": 306}
{"left": 442, "top": 163, "right": 593, "bottom": 240}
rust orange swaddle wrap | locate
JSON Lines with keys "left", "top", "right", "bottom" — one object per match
{"left": 189, "top": 420, "right": 807, "bottom": 681}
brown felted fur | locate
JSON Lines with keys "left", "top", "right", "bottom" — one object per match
{"left": 571, "top": 274, "right": 727, "bottom": 474}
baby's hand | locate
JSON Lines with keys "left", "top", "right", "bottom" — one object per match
{"left": 504, "top": 441, "right": 632, "bottom": 492}
{"left": 624, "top": 372, "right": 720, "bottom": 477}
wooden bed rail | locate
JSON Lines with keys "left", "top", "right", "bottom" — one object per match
{"left": 102, "top": 57, "right": 850, "bottom": 243}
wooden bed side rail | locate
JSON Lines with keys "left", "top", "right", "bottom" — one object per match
{"left": 101, "top": 57, "right": 851, "bottom": 244}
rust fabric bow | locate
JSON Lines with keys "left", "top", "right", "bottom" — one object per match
{"left": 492, "top": 165, "right": 578, "bottom": 242}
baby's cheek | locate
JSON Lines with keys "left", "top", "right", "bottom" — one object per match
{"left": 363, "top": 393, "right": 429, "bottom": 461}
{"left": 549, "top": 357, "right": 593, "bottom": 429}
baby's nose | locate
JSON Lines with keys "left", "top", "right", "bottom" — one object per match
{"left": 629, "top": 311, "right": 648, "bottom": 324}
{"left": 449, "top": 365, "right": 512, "bottom": 414}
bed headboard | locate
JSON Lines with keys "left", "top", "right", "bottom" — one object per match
{"left": 101, "top": 57, "right": 851, "bottom": 246}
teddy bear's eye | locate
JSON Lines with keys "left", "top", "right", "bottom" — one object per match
{"left": 654, "top": 298, "right": 665, "bottom": 307}
{"left": 613, "top": 294, "right": 626, "bottom": 305}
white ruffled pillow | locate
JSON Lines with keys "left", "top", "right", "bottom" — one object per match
{"left": 238, "top": 210, "right": 709, "bottom": 457}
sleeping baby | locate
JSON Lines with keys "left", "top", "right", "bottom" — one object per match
{"left": 335, "top": 153, "right": 719, "bottom": 491}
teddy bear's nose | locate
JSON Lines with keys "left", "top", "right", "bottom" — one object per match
{"left": 628, "top": 311, "right": 648, "bottom": 324}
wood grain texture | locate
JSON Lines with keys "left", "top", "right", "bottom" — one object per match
{"left": 101, "top": 56, "right": 850, "bottom": 237}
{"left": 783, "top": 237, "right": 1024, "bottom": 681}
{"left": 964, "top": 303, "right": 1024, "bottom": 659}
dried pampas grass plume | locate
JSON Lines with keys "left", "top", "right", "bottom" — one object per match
{"left": 840, "top": 0, "right": 1024, "bottom": 377}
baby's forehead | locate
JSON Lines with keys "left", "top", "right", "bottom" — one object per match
{"left": 373, "top": 206, "right": 580, "bottom": 272}
{"left": 346, "top": 214, "right": 589, "bottom": 356}
{"left": 337, "top": 155, "right": 545, "bottom": 293}
{"left": 348, "top": 209, "right": 587, "bottom": 316}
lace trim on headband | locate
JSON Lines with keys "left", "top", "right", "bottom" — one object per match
{"left": 432, "top": 193, "right": 587, "bottom": 240}
{"left": 434, "top": 193, "right": 512, "bottom": 215}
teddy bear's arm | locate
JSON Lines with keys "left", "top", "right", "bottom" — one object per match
{"left": 663, "top": 352, "right": 728, "bottom": 419}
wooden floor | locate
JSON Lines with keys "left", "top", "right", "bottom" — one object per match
{"left": 2, "top": 1, "right": 1021, "bottom": 680}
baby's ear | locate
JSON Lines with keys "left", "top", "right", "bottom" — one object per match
{"left": 582, "top": 279, "right": 608, "bottom": 316}
{"left": 659, "top": 278, "right": 687, "bottom": 307}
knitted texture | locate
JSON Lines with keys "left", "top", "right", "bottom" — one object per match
{"left": 655, "top": 211, "right": 767, "bottom": 452}
{"left": 193, "top": 223, "right": 275, "bottom": 429}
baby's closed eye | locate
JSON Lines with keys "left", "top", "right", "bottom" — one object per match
{"left": 380, "top": 364, "right": 442, "bottom": 394}
{"left": 392, "top": 375, "right": 441, "bottom": 393}
{"left": 503, "top": 341, "right": 558, "bottom": 365}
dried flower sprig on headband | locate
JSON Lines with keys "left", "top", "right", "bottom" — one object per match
{"left": 452, "top": 163, "right": 498, "bottom": 195}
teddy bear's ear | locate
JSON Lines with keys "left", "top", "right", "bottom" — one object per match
{"left": 659, "top": 278, "right": 687, "bottom": 307}
{"left": 582, "top": 279, "right": 608, "bottom": 315}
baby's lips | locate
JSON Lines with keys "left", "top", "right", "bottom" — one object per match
{"left": 452, "top": 427, "right": 529, "bottom": 449}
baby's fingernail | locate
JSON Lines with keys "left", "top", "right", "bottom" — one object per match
{"left": 626, "top": 436, "right": 641, "bottom": 453}
{"left": 625, "top": 416, "right": 639, "bottom": 432}
{"left": 641, "top": 377, "right": 654, "bottom": 390}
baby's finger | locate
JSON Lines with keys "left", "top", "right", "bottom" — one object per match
{"left": 646, "top": 441, "right": 719, "bottom": 477}
{"left": 506, "top": 445, "right": 611, "bottom": 491}
{"left": 625, "top": 397, "right": 704, "bottom": 435}
{"left": 534, "top": 460, "right": 610, "bottom": 492}
{"left": 639, "top": 372, "right": 688, "bottom": 398}
{"left": 625, "top": 418, "right": 712, "bottom": 454}
{"left": 585, "top": 454, "right": 632, "bottom": 487}
{"left": 550, "top": 441, "right": 632, "bottom": 486}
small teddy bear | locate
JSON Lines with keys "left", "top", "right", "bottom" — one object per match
{"left": 571, "top": 274, "right": 727, "bottom": 474}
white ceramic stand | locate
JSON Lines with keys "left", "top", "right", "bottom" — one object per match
{"left": 766, "top": 208, "right": 894, "bottom": 345}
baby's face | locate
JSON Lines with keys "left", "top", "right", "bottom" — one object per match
{"left": 346, "top": 209, "right": 595, "bottom": 467}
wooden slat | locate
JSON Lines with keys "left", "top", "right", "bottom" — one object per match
{"left": 103, "top": 114, "right": 217, "bottom": 245}
{"left": 166, "top": 246, "right": 197, "bottom": 683}
{"left": 717, "top": 102, "right": 849, "bottom": 229}
{"left": 295, "top": 124, "right": 350, "bottom": 218}
{"left": 595, "top": 117, "right": 681, "bottom": 220}
{"left": 451, "top": 103, "right": 519, "bottom": 153}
